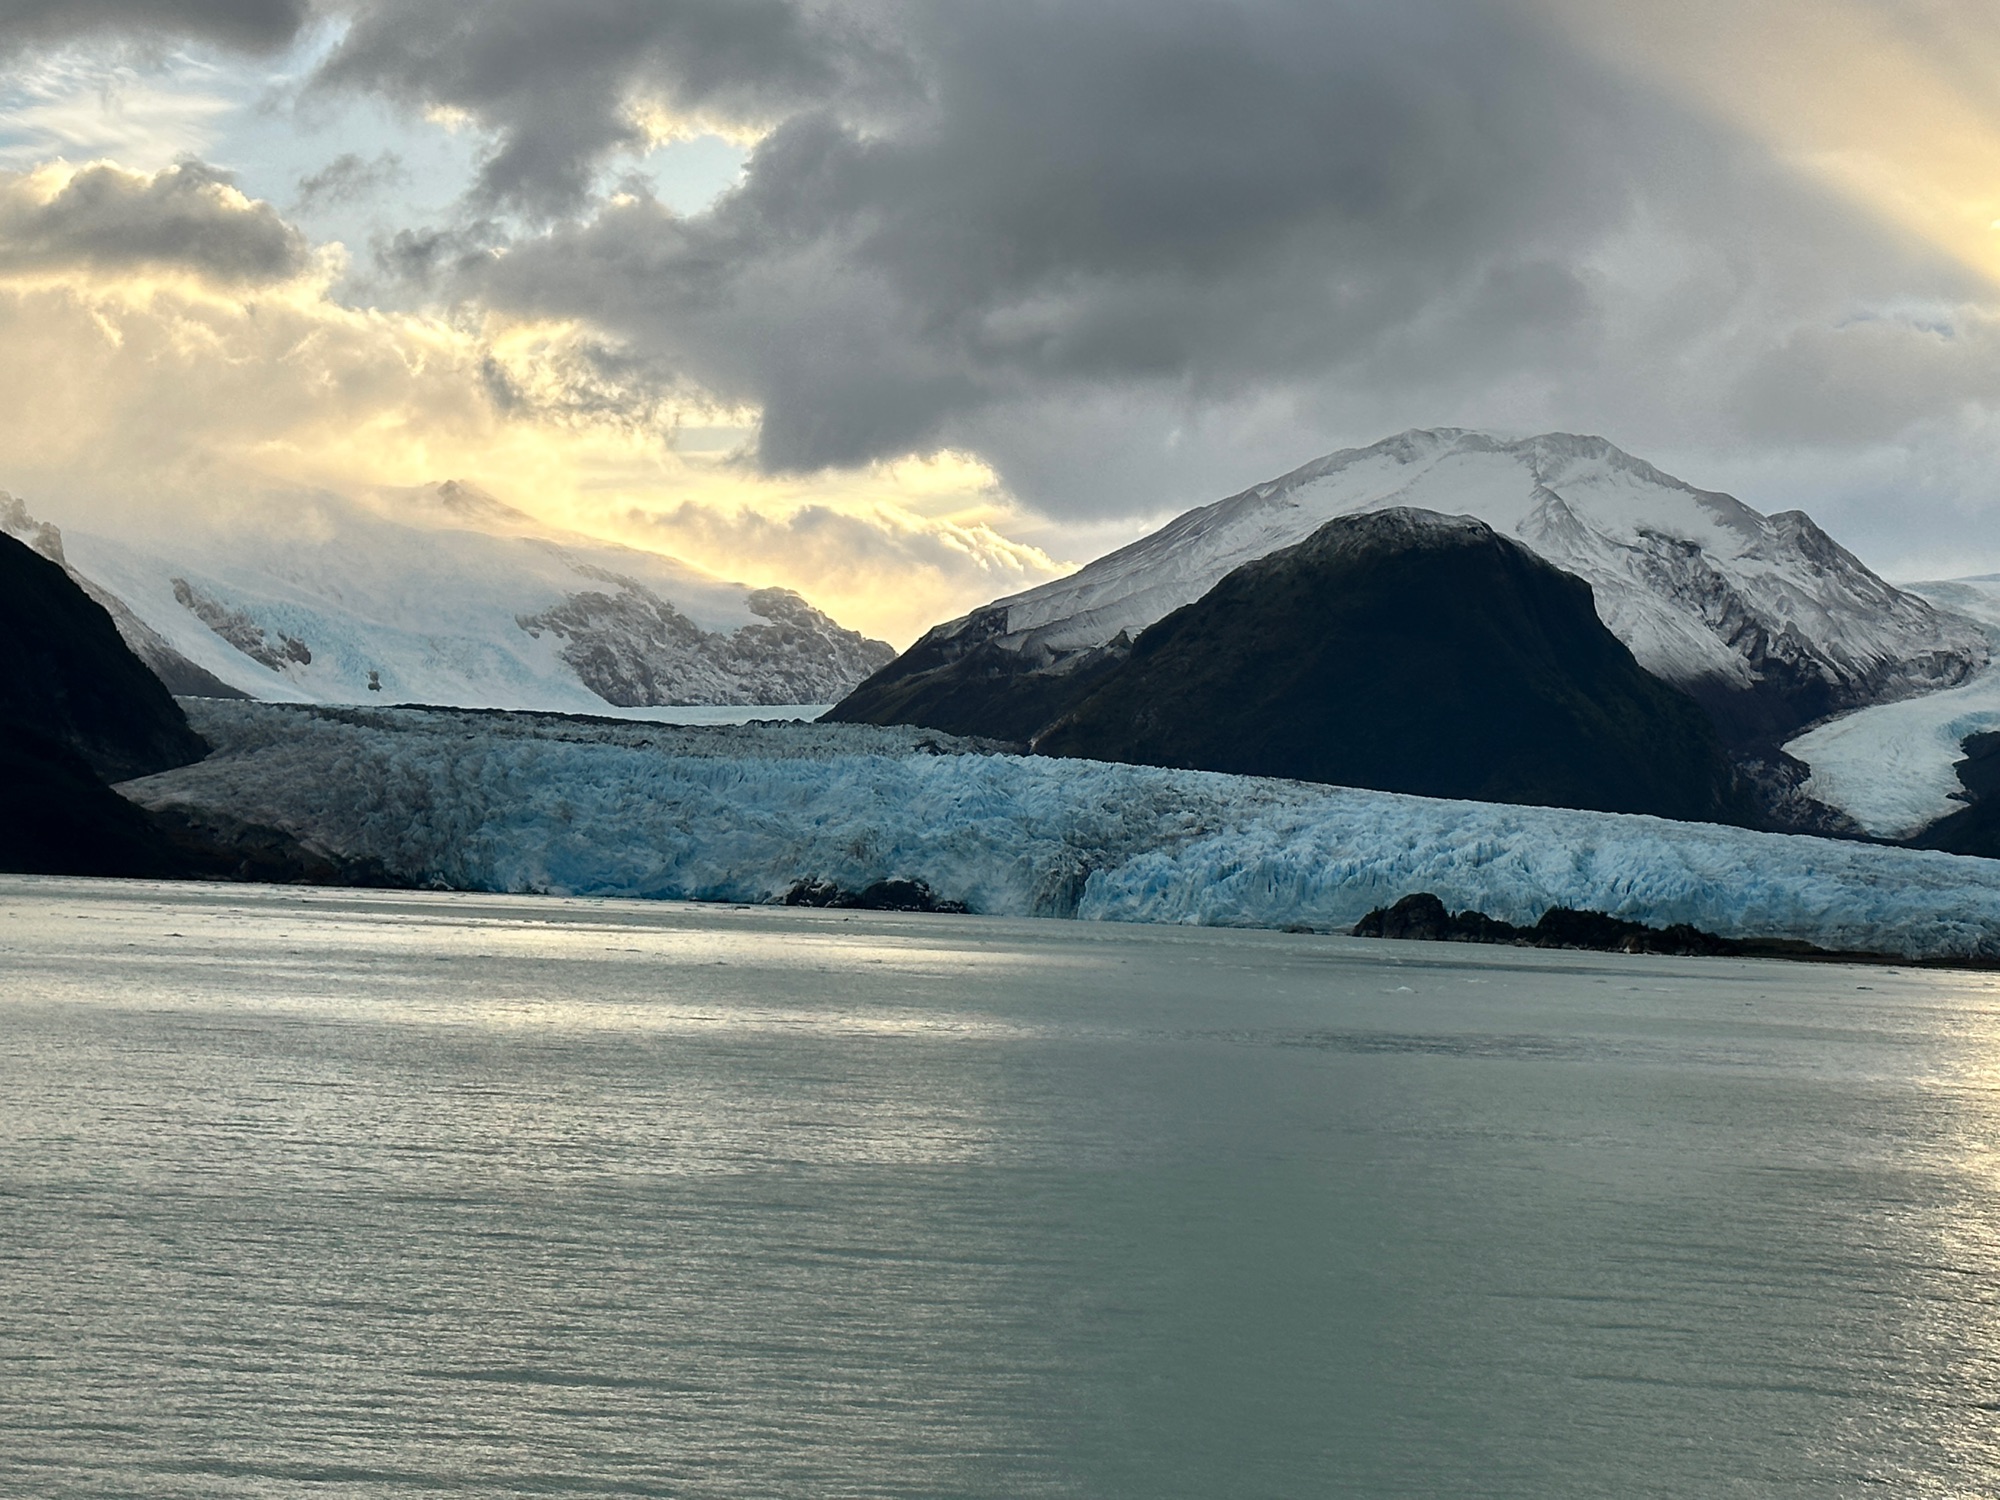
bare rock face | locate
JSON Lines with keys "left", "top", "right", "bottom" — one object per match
{"left": 172, "top": 578, "right": 313, "bottom": 673}
{"left": 518, "top": 575, "right": 893, "bottom": 706}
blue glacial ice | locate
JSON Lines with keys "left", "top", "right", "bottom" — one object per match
{"left": 120, "top": 699, "right": 2000, "bottom": 958}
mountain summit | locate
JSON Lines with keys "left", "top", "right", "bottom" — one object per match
{"left": 831, "top": 429, "right": 1984, "bottom": 749}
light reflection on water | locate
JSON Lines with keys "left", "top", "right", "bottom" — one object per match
{"left": 2, "top": 876, "right": 1998, "bottom": 1497}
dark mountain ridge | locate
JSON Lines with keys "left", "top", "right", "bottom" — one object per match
{"left": 0, "top": 531, "right": 208, "bottom": 781}
{"left": 0, "top": 531, "right": 211, "bottom": 877}
{"left": 0, "top": 493, "right": 248, "bottom": 700}
{"left": 1029, "top": 509, "right": 1751, "bottom": 822}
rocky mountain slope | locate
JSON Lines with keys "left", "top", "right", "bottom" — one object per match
{"left": 0, "top": 531, "right": 209, "bottom": 876}
{"left": 1, "top": 494, "right": 246, "bottom": 699}
{"left": 0, "top": 530, "right": 207, "bottom": 781}
{"left": 2, "top": 485, "right": 892, "bottom": 711}
{"left": 1033, "top": 509, "right": 1749, "bottom": 821}
{"left": 831, "top": 430, "right": 1984, "bottom": 749}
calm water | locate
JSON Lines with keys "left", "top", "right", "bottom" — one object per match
{"left": 3, "top": 877, "right": 1999, "bottom": 1498}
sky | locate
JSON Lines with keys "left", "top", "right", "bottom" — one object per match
{"left": 4, "top": 0, "right": 2000, "bottom": 644}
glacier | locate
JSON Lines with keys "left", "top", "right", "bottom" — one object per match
{"left": 119, "top": 699, "right": 2000, "bottom": 959}
{"left": 1784, "top": 577, "right": 2000, "bottom": 837}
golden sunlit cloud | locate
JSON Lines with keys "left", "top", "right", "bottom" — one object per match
{"left": 1538, "top": 0, "right": 2000, "bottom": 286}
{"left": 0, "top": 161, "right": 1071, "bottom": 644}
{"left": 627, "top": 99, "right": 770, "bottom": 151}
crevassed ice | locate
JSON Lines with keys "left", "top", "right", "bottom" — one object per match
{"left": 118, "top": 700, "right": 2000, "bottom": 959}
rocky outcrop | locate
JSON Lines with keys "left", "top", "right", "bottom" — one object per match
{"left": 518, "top": 574, "right": 893, "bottom": 706}
{"left": 780, "top": 877, "right": 969, "bottom": 913}
{"left": 1350, "top": 892, "right": 1737, "bottom": 955}
{"left": 1347, "top": 891, "right": 1977, "bottom": 967}
{"left": 172, "top": 577, "right": 313, "bottom": 673}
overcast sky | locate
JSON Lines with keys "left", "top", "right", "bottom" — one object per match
{"left": 4, "top": 0, "right": 2000, "bottom": 641}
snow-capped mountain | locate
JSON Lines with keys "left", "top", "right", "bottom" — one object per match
{"left": 1, "top": 485, "right": 892, "bottom": 712}
{"left": 1026, "top": 507, "right": 1750, "bottom": 821}
{"left": 838, "top": 430, "right": 1985, "bottom": 747}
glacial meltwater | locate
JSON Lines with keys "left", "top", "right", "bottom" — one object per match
{"left": 3, "top": 877, "right": 1998, "bottom": 1498}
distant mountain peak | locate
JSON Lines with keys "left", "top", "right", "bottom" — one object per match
{"left": 428, "top": 479, "right": 537, "bottom": 526}
{"left": 0, "top": 484, "right": 890, "bottom": 711}
{"left": 359, "top": 479, "right": 547, "bottom": 535}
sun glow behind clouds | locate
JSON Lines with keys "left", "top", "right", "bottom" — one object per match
{"left": 0, "top": 15, "right": 1076, "bottom": 648}
{"left": 0, "top": 5, "right": 1076, "bottom": 648}
{"left": 1544, "top": 0, "right": 2000, "bottom": 288}
{"left": 0, "top": 188, "right": 1066, "bottom": 644}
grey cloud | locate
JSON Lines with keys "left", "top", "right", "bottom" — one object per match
{"left": 0, "top": 159, "right": 311, "bottom": 282}
{"left": 370, "top": 218, "right": 503, "bottom": 289}
{"left": 336, "top": 0, "right": 1996, "bottom": 522}
{"left": 0, "top": 0, "right": 309, "bottom": 51}
{"left": 1729, "top": 310, "right": 2000, "bottom": 446}
{"left": 294, "top": 151, "right": 407, "bottom": 212}
{"left": 314, "top": 0, "right": 907, "bottom": 219}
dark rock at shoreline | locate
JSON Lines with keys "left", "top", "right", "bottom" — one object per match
{"left": 782, "top": 877, "right": 969, "bottom": 914}
{"left": 1348, "top": 891, "right": 1990, "bottom": 968}
{"left": 1352, "top": 892, "right": 1735, "bottom": 955}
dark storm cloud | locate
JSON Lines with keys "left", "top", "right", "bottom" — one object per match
{"left": 312, "top": 0, "right": 1990, "bottom": 518}
{"left": 0, "top": 159, "right": 311, "bottom": 282}
{"left": 414, "top": 0, "right": 1630, "bottom": 464}
{"left": 314, "top": 0, "right": 908, "bottom": 219}
{"left": 0, "top": 0, "right": 309, "bottom": 52}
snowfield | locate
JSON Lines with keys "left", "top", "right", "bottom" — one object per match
{"left": 120, "top": 699, "right": 2000, "bottom": 959}
{"left": 1784, "top": 577, "right": 2000, "bottom": 838}
{"left": 2, "top": 485, "right": 889, "bottom": 710}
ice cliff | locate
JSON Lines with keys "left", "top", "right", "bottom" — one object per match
{"left": 119, "top": 700, "right": 2000, "bottom": 960}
